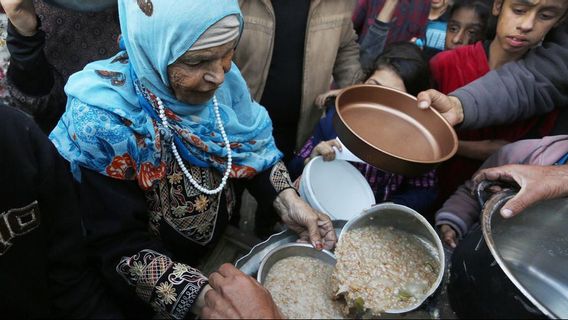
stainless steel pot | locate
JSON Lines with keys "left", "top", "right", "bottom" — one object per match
{"left": 257, "top": 243, "right": 336, "bottom": 284}
{"left": 339, "top": 203, "right": 446, "bottom": 314}
{"left": 479, "top": 182, "right": 568, "bottom": 319}
{"left": 43, "top": 0, "right": 117, "bottom": 12}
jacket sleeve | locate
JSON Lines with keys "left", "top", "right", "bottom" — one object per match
{"left": 332, "top": 16, "right": 364, "bottom": 88}
{"left": 6, "top": 18, "right": 53, "bottom": 97}
{"left": 359, "top": 20, "right": 389, "bottom": 71}
{"left": 6, "top": 18, "right": 65, "bottom": 133}
{"left": 434, "top": 137, "right": 560, "bottom": 237}
{"left": 243, "top": 160, "right": 296, "bottom": 212}
{"left": 79, "top": 168, "right": 208, "bottom": 319}
{"left": 453, "top": 24, "right": 568, "bottom": 130}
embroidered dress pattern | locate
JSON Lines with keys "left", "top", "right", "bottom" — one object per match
{"left": 117, "top": 249, "right": 207, "bottom": 319}
{"left": 269, "top": 161, "right": 295, "bottom": 194}
{"left": 145, "top": 150, "right": 232, "bottom": 245}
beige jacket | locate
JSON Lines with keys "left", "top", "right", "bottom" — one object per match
{"left": 235, "top": 0, "right": 362, "bottom": 150}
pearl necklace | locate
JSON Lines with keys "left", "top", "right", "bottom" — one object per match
{"left": 156, "top": 95, "right": 232, "bottom": 195}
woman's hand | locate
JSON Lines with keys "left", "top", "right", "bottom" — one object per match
{"left": 417, "top": 89, "right": 464, "bottom": 126}
{"left": 439, "top": 224, "right": 458, "bottom": 248}
{"left": 202, "top": 264, "right": 283, "bottom": 319}
{"left": 0, "top": 0, "right": 38, "bottom": 36}
{"left": 308, "top": 139, "right": 342, "bottom": 162}
{"left": 315, "top": 89, "right": 341, "bottom": 109}
{"left": 473, "top": 164, "right": 568, "bottom": 218}
{"left": 273, "top": 189, "right": 337, "bottom": 250}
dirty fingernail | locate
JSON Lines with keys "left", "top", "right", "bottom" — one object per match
{"left": 501, "top": 208, "right": 513, "bottom": 218}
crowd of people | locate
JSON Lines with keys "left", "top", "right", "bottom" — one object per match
{"left": 1, "top": 0, "right": 567, "bottom": 318}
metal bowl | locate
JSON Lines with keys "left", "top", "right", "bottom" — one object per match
{"left": 481, "top": 189, "right": 568, "bottom": 319}
{"left": 334, "top": 85, "right": 458, "bottom": 176}
{"left": 339, "top": 203, "right": 446, "bottom": 314}
{"left": 257, "top": 243, "right": 336, "bottom": 284}
{"left": 44, "top": 0, "right": 116, "bottom": 12}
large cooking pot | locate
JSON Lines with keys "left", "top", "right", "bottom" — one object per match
{"left": 43, "top": 0, "right": 117, "bottom": 12}
{"left": 478, "top": 181, "right": 568, "bottom": 319}
{"left": 333, "top": 85, "right": 458, "bottom": 176}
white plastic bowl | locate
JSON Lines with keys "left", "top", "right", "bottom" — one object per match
{"left": 299, "top": 156, "right": 375, "bottom": 221}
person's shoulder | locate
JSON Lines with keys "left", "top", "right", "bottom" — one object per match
{"left": 320, "top": 0, "right": 357, "bottom": 12}
{"left": 64, "top": 98, "right": 143, "bottom": 144}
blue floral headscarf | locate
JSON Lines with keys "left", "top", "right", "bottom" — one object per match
{"left": 50, "top": 0, "right": 282, "bottom": 189}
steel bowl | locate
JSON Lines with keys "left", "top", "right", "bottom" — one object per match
{"left": 481, "top": 188, "right": 568, "bottom": 319}
{"left": 339, "top": 203, "right": 446, "bottom": 314}
{"left": 257, "top": 243, "right": 336, "bottom": 284}
{"left": 43, "top": 0, "right": 116, "bottom": 12}
{"left": 334, "top": 84, "right": 458, "bottom": 176}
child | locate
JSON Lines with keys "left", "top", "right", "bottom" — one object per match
{"left": 290, "top": 43, "right": 437, "bottom": 216}
{"left": 421, "top": 0, "right": 451, "bottom": 59}
{"left": 445, "top": 0, "right": 491, "bottom": 50}
{"left": 429, "top": 0, "right": 568, "bottom": 208}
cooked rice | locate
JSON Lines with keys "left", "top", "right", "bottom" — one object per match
{"left": 333, "top": 226, "right": 440, "bottom": 315}
{"left": 264, "top": 256, "right": 344, "bottom": 319}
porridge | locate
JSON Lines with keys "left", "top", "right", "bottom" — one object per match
{"left": 264, "top": 256, "right": 344, "bottom": 319}
{"left": 333, "top": 226, "right": 440, "bottom": 316}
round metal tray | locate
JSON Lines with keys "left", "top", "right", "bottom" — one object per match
{"left": 235, "top": 220, "right": 346, "bottom": 276}
{"left": 236, "top": 219, "right": 455, "bottom": 319}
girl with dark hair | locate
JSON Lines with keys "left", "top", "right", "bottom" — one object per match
{"left": 289, "top": 43, "right": 437, "bottom": 216}
{"left": 445, "top": 0, "right": 492, "bottom": 50}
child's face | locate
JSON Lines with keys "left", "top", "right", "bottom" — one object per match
{"left": 493, "top": 0, "right": 568, "bottom": 54}
{"left": 431, "top": 0, "right": 449, "bottom": 10}
{"left": 445, "top": 7, "right": 485, "bottom": 50}
{"left": 365, "top": 67, "right": 406, "bottom": 93}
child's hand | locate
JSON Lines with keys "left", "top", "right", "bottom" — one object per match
{"left": 1, "top": 0, "right": 38, "bottom": 36}
{"left": 310, "top": 139, "right": 342, "bottom": 162}
{"left": 315, "top": 89, "right": 341, "bottom": 109}
{"left": 440, "top": 224, "right": 458, "bottom": 248}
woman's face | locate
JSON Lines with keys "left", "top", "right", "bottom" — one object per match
{"left": 364, "top": 67, "right": 406, "bottom": 93}
{"left": 167, "top": 40, "right": 236, "bottom": 105}
{"left": 445, "top": 7, "right": 485, "bottom": 50}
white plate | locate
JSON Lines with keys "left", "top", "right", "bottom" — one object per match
{"left": 301, "top": 156, "right": 375, "bottom": 220}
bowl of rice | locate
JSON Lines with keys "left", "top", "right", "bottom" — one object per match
{"left": 258, "top": 243, "right": 345, "bottom": 319}
{"left": 333, "top": 203, "right": 445, "bottom": 316}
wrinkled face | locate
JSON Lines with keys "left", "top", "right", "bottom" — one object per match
{"left": 431, "top": 0, "right": 449, "bottom": 11}
{"left": 167, "top": 40, "right": 236, "bottom": 105}
{"left": 493, "top": 0, "right": 568, "bottom": 54}
{"left": 364, "top": 67, "right": 406, "bottom": 93}
{"left": 445, "top": 7, "right": 485, "bottom": 50}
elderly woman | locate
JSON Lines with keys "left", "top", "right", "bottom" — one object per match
{"left": 50, "top": 0, "right": 336, "bottom": 318}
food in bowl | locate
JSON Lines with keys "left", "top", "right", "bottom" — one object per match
{"left": 333, "top": 225, "right": 440, "bottom": 316}
{"left": 264, "top": 256, "right": 344, "bottom": 319}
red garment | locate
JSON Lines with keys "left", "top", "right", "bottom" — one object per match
{"left": 430, "top": 42, "right": 559, "bottom": 207}
{"left": 352, "top": 0, "right": 430, "bottom": 44}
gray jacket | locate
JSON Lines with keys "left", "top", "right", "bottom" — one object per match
{"left": 435, "top": 135, "right": 568, "bottom": 239}
{"left": 453, "top": 24, "right": 568, "bottom": 130}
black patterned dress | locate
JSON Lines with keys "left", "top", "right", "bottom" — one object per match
{"left": 79, "top": 149, "right": 294, "bottom": 318}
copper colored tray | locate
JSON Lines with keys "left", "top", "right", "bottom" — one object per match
{"left": 334, "top": 85, "right": 457, "bottom": 176}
